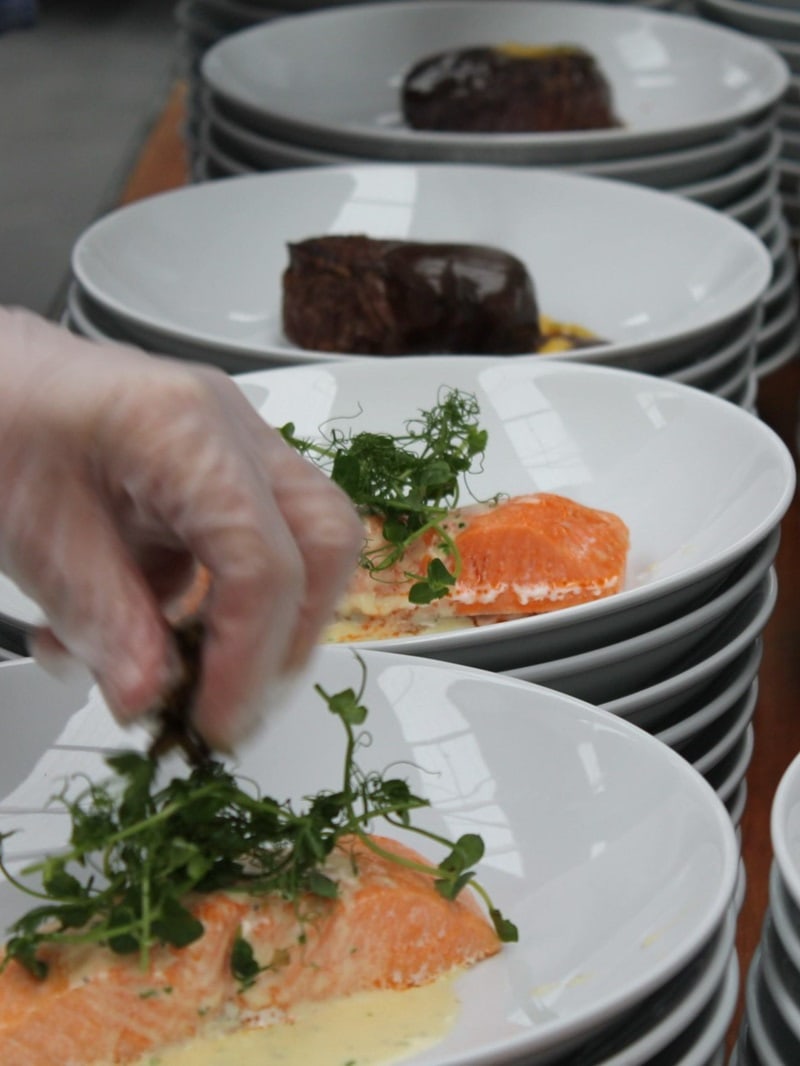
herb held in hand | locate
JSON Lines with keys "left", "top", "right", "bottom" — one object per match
{"left": 0, "top": 657, "right": 517, "bottom": 982}
{"left": 280, "top": 388, "right": 493, "bottom": 603}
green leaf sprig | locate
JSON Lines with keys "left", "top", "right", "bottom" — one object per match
{"left": 0, "top": 658, "right": 517, "bottom": 982}
{"left": 280, "top": 388, "right": 493, "bottom": 603}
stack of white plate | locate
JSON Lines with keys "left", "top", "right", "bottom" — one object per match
{"left": 3, "top": 358, "right": 794, "bottom": 829}
{"left": 731, "top": 749, "right": 800, "bottom": 1063}
{"left": 191, "top": 0, "right": 798, "bottom": 379}
{"left": 63, "top": 164, "right": 773, "bottom": 408}
{"left": 693, "top": 0, "right": 800, "bottom": 246}
{"left": 0, "top": 644, "right": 741, "bottom": 1064}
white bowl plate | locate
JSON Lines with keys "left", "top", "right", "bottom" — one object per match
{"left": 0, "top": 359, "right": 792, "bottom": 671}
{"left": 760, "top": 916, "right": 800, "bottom": 1046}
{"left": 200, "top": 1, "right": 789, "bottom": 163}
{"left": 502, "top": 558, "right": 775, "bottom": 701}
{"left": 673, "top": 680, "right": 758, "bottom": 778}
{"left": 771, "top": 751, "right": 800, "bottom": 915}
{"left": 234, "top": 358, "right": 792, "bottom": 664}
{"left": 203, "top": 96, "right": 777, "bottom": 190}
{"left": 71, "top": 165, "right": 773, "bottom": 368}
{"left": 697, "top": 0, "right": 800, "bottom": 43}
{"left": 745, "top": 950, "right": 798, "bottom": 1064}
{"left": 0, "top": 647, "right": 740, "bottom": 1065}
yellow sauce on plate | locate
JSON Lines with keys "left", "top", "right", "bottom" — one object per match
{"left": 140, "top": 977, "right": 459, "bottom": 1066}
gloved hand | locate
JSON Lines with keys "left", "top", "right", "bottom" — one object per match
{"left": 0, "top": 308, "right": 363, "bottom": 749}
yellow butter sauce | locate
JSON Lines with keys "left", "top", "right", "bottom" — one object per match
{"left": 142, "top": 977, "right": 459, "bottom": 1066}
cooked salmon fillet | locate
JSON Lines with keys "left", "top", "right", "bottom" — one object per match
{"left": 0, "top": 835, "right": 500, "bottom": 1065}
{"left": 445, "top": 492, "right": 630, "bottom": 616}
{"left": 338, "top": 492, "right": 630, "bottom": 625}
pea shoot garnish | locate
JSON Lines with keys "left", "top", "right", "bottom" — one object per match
{"left": 280, "top": 387, "right": 493, "bottom": 603}
{"left": 0, "top": 657, "right": 517, "bottom": 982}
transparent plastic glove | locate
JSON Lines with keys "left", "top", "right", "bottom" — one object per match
{"left": 0, "top": 309, "right": 363, "bottom": 749}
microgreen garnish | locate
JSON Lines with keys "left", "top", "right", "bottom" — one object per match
{"left": 0, "top": 658, "right": 516, "bottom": 982}
{"left": 280, "top": 388, "right": 492, "bottom": 602}
{"left": 147, "top": 619, "right": 210, "bottom": 768}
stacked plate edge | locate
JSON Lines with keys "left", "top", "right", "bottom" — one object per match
{"left": 694, "top": 0, "right": 800, "bottom": 244}
{"left": 731, "top": 748, "right": 800, "bottom": 1063}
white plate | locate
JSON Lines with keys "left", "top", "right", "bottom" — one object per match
{"left": 657, "top": 656, "right": 763, "bottom": 750}
{"left": 669, "top": 325, "right": 756, "bottom": 390}
{"left": 198, "top": 127, "right": 784, "bottom": 237}
{"left": 732, "top": 1023, "right": 756, "bottom": 1066}
{"left": 770, "top": 750, "right": 800, "bottom": 915}
{"left": 638, "top": 952, "right": 738, "bottom": 1066}
{"left": 685, "top": 957, "right": 740, "bottom": 1066}
{"left": 204, "top": 95, "right": 778, "bottom": 189}
{"left": 238, "top": 360, "right": 791, "bottom": 665}
{"left": 781, "top": 129, "right": 800, "bottom": 163}
{"left": 697, "top": 0, "right": 800, "bottom": 42}
{"left": 70, "top": 264, "right": 760, "bottom": 395}
{"left": 709, "top": 356, "right": 756, "bottom": 405}
{"left": 768, "top": 864, "right": 800, "bottom": 980}
{"left": 758, "top": 201, "right": 787, "bottom": 251}
{"left": 760, "top": 915, "right": 800, "bottom": 1045}
{"left": 739, "top": 0, "right": 800, "bottom": 12}
{"left": 199, "top": 130, "right": 253, "bottom": 176}
{"left": 675, "top": 132, "right": 782, "bottom": 207}
{"left": 175, "top": 0, "right": 227, "bottom": 38}
{"left": 705, "top": 722, "right": 754, "bottom": 802}
{"left": 768, "top": 202, "right": 792, "bottom": 256}
{"left": 674, "top": 679, "right": 758, "bottom": 777}
{"left": 768, "top": 36, "right": 800, "bottom": 76}
{"left": 758, "top": 286, "right": 800, "bottom": 349}
{"left": 555, "top": 906, "right": 737, "bottom": 1065}
{"left": 197, "top": 0, "right": 274, "bottom": 23}
{"left": 745, "top": 950, "right": 797, "bottom": 1065}
{"left": 0, "top": 647, "right": 740, "bottom": 1065}
{"left": 725, "top": 180, "right": 782, "bottom": 234}
{"left": 502, "top": 548, "right": 775, "bottom": 702}
{"left": 603, "top": 573, "right": 772, "bottom": 726}
{"left": 3, "top": 359, "right": 792, "bottom": 670}
{"left": 71, "top": 164, "right": 773, "bottom": 368}
{"left": 763, "top": 243, "right": 797, "bottom": 314}
{"left": 756, "top": 310, "right": 800, "bottom": 378}
{"left": 766, "top": 228, "right": 791, "bottom": 294}
{"left": 652, "top": 620, "right": 766, "bottom": 745}
{"left": 204, "top": 99, "right": 357, "bottom": 166}
{"left": 728, "top": 779, "right": 748, "bottom": 831}
{"left": 780, "top": 103, "right": 800, "bottom": 132}
{"left": 66, "top": 282, "right": 264, "bottom": 375}
{"left": 200, "top": 1, "right": 789, "bottom": 164}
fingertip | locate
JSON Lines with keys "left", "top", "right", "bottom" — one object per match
{"left": 31, "top": 622, "right": 172, "bottom": 725}
{"left": 98, "top": 640, "right": 183, "bottom": 724}
{"left": 49, "top": 609, "right": 184, "bottom": 727}
{"left": 193, "top": 668, "right": 303, "bottom": 752}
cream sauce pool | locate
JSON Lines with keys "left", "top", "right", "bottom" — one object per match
{"left": 139, "top": 977, "right": 459, "bottom": 1066}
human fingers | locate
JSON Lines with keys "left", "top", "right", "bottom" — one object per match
{"left": 89, "top": 364, "right": 312, "bottom": 748}
{"left": 0, "top": 313, "right": 307, "bottom": 744}
{"left": 259, "top": 442, "right": 363, "bottom": 672}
